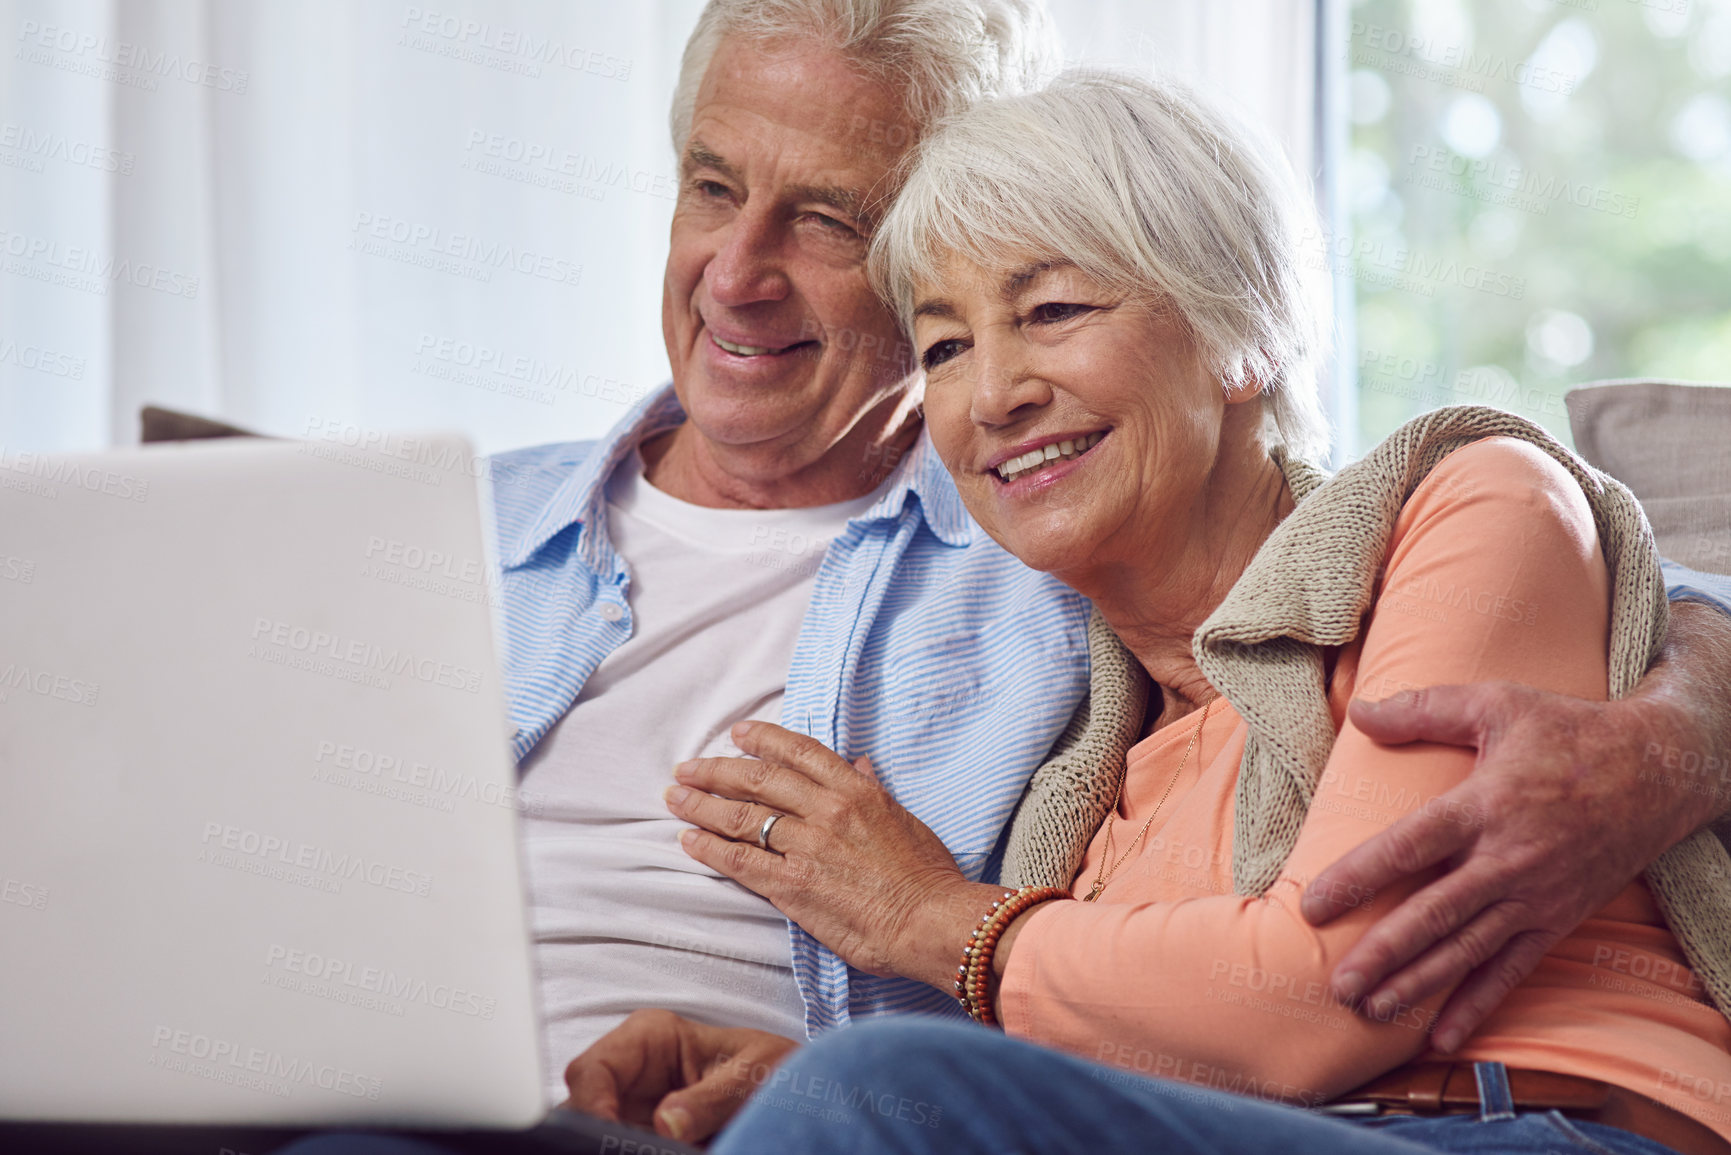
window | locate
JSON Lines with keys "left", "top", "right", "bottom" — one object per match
{"left": 1342, "top": 0, "right": 1731, "bottom": 455}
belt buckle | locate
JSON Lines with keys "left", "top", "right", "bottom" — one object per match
{"left": 1314, "top": 1101, "right": 1386, "bottom": 1117}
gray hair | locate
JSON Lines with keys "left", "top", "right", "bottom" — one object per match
{"left": 669, "top": 0, "right": 1062, "bottom": 154}
{"left": 871, "top": 70, "right": 1333, "bottom": 463}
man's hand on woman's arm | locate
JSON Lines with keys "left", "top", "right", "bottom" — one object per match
{"left": 562, "top": 1009, "right": 801, "bottom": 1145}
{"left": 1303, "top": 600, "right": 1731, "bottom": 1053}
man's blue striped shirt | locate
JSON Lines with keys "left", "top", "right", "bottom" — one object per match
{"left": 488, "top": 387, "right": 1091, "bottom": 1036}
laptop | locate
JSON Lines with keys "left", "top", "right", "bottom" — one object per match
{"left": 0, "top": 432, "right": 548, "bottom": 1140}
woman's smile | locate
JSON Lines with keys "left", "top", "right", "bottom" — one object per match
{"left": 988, "top": 429, "right": 1108, "bottom": 485}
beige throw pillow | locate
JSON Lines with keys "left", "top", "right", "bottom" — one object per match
{"left": 1566, "top": 380, "right": 1731, "bottom": 576}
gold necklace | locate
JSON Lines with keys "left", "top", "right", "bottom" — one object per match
{"left": 1083, "top": 697, "right": 1215, "bottom": 902}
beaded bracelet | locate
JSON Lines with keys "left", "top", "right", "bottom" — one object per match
{"left": 954, "top": 886, "right": 1070, "bottom": 1026}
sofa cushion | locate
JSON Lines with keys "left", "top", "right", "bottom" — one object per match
{"left": 1565, "top": 380, "right": 1731, "bottom": 576}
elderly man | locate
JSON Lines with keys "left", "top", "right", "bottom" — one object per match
{"left": 488, "top": 0, "right": 1077, "bottom": 1107}
{"left": 285, "top": 0, "right": 1731, "bottom": 1151}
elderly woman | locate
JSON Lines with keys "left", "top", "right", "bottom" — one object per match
{"left": 569, "top": 72, "right": 1731, "bottom": 1155}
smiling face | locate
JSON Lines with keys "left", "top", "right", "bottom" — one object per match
{"left": 661, "top": 35, "right": 919, "bottom": 484}
{"left": 916, "top": 255, "right": 1254, "bottom": 584}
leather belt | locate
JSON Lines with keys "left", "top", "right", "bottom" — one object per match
{"left": 1326, "top": 1062, "right": 1730, "bottom": 1155}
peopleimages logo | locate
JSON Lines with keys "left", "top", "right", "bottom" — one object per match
{"left": 1349, "top": 22, "right": 1579, "bottom": 94}
{"left": 0, "top": 226, "right": 200, "bottom": 298}
{"left": 1297, "top": 227, "right": 1527, "bottom": 300}
{"left": 461, "top": 131, "right": 676, "bottom": 202}
{"left": 397, "top": 8, "right": 632, "bottom": 81}
{"left": 1, "top": 874, "right": 49, "bottom": 911}
{"left": 199, "top": 820, "right": 434, "bottom": 898}
{"left": 0, "top": 336, "right": 86, "bottom": 378}
{"left": 348, "top": 211, "right": 582, "bottom": 288}
{"left": 248, "top": 617, "right": 485, "bottom": 694}
{"left": 149, "top": 1026, "right": 382, "bottom": 1100}
{"left": 0, "top": 661, "right": 100, "bottom": 707}
{"left": 0, "top": 444, "right": 150, "bottom": 501}
{"left": 312, "top": 739, "right": 522, "bottom": 812}
{"left": 1407, "top": 145, "right": 1639, "bottom": 219}
{"left": 15, "top": 20, "right": 251, "bottom": 92}
{"left": 412, "top": 334, "right": 649, "bottom": 408}
{"left": 0, "top": 122, "right": 134, "bottom": 174}
{"left": 363, "top": 537, "right": 487, "bottom": 585}
{"left": 264, "top": 944, "right": 498, "bottom": 1019}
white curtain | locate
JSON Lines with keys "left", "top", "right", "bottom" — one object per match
{"left": 1, "top": 0, "right": 1317, "bottom": 456}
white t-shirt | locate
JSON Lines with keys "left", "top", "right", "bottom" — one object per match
{"left": 517, "top": 451, "right": 878, "bottom": 1104}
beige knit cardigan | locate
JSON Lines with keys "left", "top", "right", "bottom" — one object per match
{"left": 999, "top": 404, "right": 1731, "bottom": 1021}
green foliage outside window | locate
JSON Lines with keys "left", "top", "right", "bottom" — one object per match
{"left": 1346, "top": 0, "right": 1731, "bottom": 452}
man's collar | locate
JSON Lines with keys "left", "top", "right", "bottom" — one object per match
{"left": 858, "top": 426, "right": 973, "bottom": 548}
{"left": 500, "top": 385, "right": 686, "bottom": 571}
{"left": 501, "top": 385, "right": 974, "bottom": 570}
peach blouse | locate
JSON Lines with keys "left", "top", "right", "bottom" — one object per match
{"left": 998, "top": 437, "right": 1731, "bottom": 1139}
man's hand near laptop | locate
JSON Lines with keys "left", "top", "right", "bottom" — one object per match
{"left": 563, "top": 1010, "right": 797, "bottom": 1147}
{"left": 1305, "top": 599, "right": 1731, "bottom": 1051}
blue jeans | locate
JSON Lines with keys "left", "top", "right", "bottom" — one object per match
{"left": 710, "top": 1019, "right": 1683, "bottom": 1155}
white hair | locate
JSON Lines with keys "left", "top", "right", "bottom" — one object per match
{"left": 669, "top": 0, "right": 1062, "bottom": 153}
{"left": 871, "top": 70, "right": 1333, "bottom": 463}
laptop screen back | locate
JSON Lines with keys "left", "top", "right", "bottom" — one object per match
{"left": 0, "top": 433, "right": 543, "bottom": 1128}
